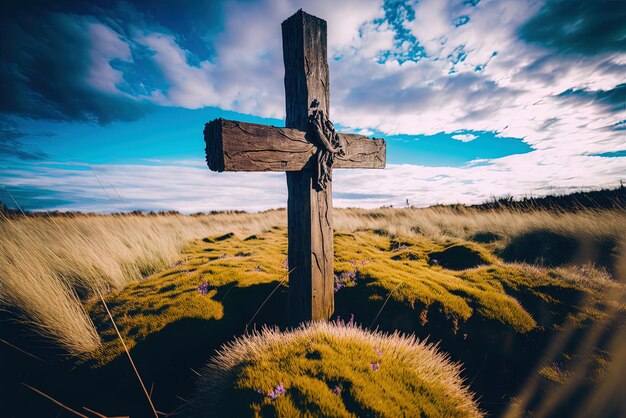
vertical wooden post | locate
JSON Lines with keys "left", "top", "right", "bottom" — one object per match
{"left": 282, "top": 10, "right": 334, "bottom": 323}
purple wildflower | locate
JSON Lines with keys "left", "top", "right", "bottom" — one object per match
{"left": 332, "top": 385, "right": 341, "bottom": 395}
{"left": 197, "top": 282, "right": 210, "bottom": 296}
{"left": 370, "top": 362, "right": 380, "bottom": 372}
{"left": 342, "top": 270, "right": 356, "bottom": 280}
{"left": 334, "top": 266, "right": 360, "bottom": 293}
{"left": 267, "top": 384, "right": 286, "bottom": 400}
{"left": 375, "top": 348, "right": 383, "bottom": 358}
{"left": 347, "top": 313, "right": 355, "bottom": 326}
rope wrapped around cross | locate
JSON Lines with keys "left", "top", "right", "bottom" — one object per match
{"left": 306, "top": 99, "right": 346, "bottom": 191}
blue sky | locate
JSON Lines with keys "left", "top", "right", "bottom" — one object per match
{"left": 1, "top": 0, "right": 625, "bottom": 212}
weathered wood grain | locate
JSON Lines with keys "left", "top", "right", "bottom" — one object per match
{"left": 283, "top": 10, "right": 334, "bottom": 323}
{"left": 204, "top": 118, "right": 386, "bottom": 172}
{"left": 201, "top": 9, "right": 387, "bottom": 325}
{"left": 203, "top": 118, "right": 224, "bottom": 171}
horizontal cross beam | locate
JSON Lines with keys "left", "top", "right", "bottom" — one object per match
{"left": 204, "top": 118, "right": 386, "bottom": 172}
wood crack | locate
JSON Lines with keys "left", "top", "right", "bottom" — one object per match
{"left": 203, "top": 10, "right": 387, "bottom": 323}
{"left": 233, "top": 122, "right": 257, "bottom": 137}
{"left": 207, "top": 118, "right": 385, "bottom": 172}
{"left": 229, "top": 147, "right": 314, "bottom": 157}
{"left": 276, "top": 128, "right": 310, "bottom": 144}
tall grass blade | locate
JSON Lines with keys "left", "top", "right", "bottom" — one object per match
{"left": 98, "top": 290, "right": 159, "bottom": 418}
{"left": 22, "top": 383, "right": 89, "bottom": 418}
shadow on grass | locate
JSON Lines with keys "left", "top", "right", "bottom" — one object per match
{"left": 500, "top": 230, "right": 580, "bottom": 267}
{"left": 3, "top": 272, "right": 619, "bottom": 417}
{"left": 333, "top": 284, "right": 505, "bottom": 415}
{"left": 470, "top": 231, "right": 502, "bottom": 243}
{"left": 428, "top": 245, "right": 490, "bottom": 270}
{"left": 500, "top": 230, "right": 620, "bottom": 275}
{"left": 3, "top": 226, "right": 621, "bottom": 417}
{"left": 2, "top": 281, "right": 288, "bottom": 418}
{"left": 331, "top": 275, "right": 603, "bottom": 417}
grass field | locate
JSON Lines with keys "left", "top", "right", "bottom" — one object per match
{"left": 1, "top": 200, "right": 625, "bottom": 416}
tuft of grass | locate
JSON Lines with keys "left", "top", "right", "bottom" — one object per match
{"left": 187, "top": 321, "right": 483, "bottom": 418}
{"left": 537, "top": 349, "right": 611, "bottom": 386}
{"left": 0, "top": 247, "right": 100, "bottom": 353}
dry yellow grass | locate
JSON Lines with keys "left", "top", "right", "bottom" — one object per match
{"left": 1, "top": 206, "right": 624, "bottom": 355}
{"left": 335, "top": 206, "right": 626, "bottom": 247}
{"left": 0, "top": 211, "right": 284, "bottom": 354}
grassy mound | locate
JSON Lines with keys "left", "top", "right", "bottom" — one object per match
{"left": 499, "top": 229, "right": 580, "bottom": 266}
{"left": 88, "top": 227, "right": 288, "bottom": 362}
{"left": 88, "top": 227, "right": 541, "bottom": 363}
{"left": 335, "top": 231, "right": 541, "bottom": 333}
{"left": 428, "top": 243, "right": 491, "bottom": 270}
{"left": 187, "top": 322, "right": 482, "bottom": 418}
{"left": 3, "top": 208, "right": 624, "bottom": 417}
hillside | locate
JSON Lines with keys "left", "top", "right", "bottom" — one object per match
{"left": 1, "top": 193, "right": 625, "bottom": 416}
{"left": 472, "top": 184, "right": 626, "bottom": 211}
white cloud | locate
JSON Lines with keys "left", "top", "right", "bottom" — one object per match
{"left": 129, "top": 0, "right": 384, "bottom": 119}
{"left": 86, "top": 22, "right": 132, "bottom": 95}
{"left": 451, "top": 133, "right": 477, "bottom": 142}
{"left": 1, "top": 161, "right": 285, "bottom": 212}
{"left": 69, "top": 0, "right": 626, "bottom": 209}
{"left": 84, "top": 0, "right": 625, "bottom": 152}
{"left": 135, "top": 32, "right": 219, "bottom": 108}
{"left": 328, "top": 0, "right": 626, "bottom": 195}
{"left": 356, "top": 128, "right": 375, "bottom": 136}
{"left": 2, "top": 154, "right": 624, "bottom": 213}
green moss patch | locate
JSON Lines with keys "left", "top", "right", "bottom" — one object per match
{"left": 89, "top": 228, "right": 620, "bottom": 363}
{"left": 334, "top": 231, "right": 534, "bottom": 333}
{"left": 83, "top": 228, "right": 623, "bottom": 417}
{"left": 88, "top": 228, "right": 288, "bottom": 362}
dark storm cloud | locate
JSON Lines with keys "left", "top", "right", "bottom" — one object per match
{"left": 117, "top": 0, "right": 225, "bottom": 59}
{"left": 0, "top": 185, "right": 71, "bottom": 211}
{"left": 0, "top": 3, "right": 153, "bottom": 124}
{"left": 0, "top": 0, "right": 229, "bottom": 124}
{"left": 557, "top": 84, "right": 626, "bottom": 114}
{"left": 519, "top": 0, "right": 626, "bottom": 55}
{"left": 0, "top": 117, "right": 50, "bottom": 160}
{"left": 0, "top": 133, "right": 49, "bottom": 161}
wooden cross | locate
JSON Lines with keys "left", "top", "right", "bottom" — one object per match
{"left": 203, "top": 10, "right": 386, "bottom": 324}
